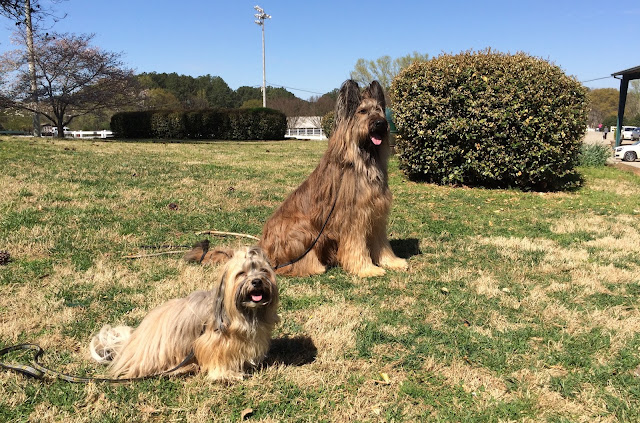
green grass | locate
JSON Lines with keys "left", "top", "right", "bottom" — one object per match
{"left": 1, "top": 135, "right": 640, "bottom": 422}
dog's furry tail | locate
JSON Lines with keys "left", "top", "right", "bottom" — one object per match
{"left": 89, "top": 325, "right": 133, "bottom": 363}
{"left": 183, "top": 239, "right": 235, "bottom": 265}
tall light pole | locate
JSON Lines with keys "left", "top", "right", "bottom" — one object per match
{"left": 254, "top": 5, "right": 271, "bottom": 108}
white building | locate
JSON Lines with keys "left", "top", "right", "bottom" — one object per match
{"left": 285, "top": 116, "right": 326, "bottom": 140}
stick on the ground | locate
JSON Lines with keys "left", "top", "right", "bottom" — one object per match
{"left": 122, "top": 250, "right": 187, "bottom": 259}
{"left": 196, "top": 230, "right": 260, "bottom": 241}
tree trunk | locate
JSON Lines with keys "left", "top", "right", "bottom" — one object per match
{"left": 25, "top": 0, "right": 41, "bottom": 137}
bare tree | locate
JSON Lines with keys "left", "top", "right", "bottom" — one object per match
{"left": 0, "top": 0, "right": 65, "bottom": 25}
{"left": 2, "top": 32, "right": 138, "bottom": 137}
{"left": 268, "top": 96, "right": 308, "bottom": 118}
{"left": 350, "top": 51, "right": 429, "bottom": 92}
{"left": 23, "top": 0, "right": 40, "bottom": 135}
{"left": 308, "top": 93, "right": 335, "bottom": 117}
{"left": 1, "top": 0, "right": 66, "bottom": 136}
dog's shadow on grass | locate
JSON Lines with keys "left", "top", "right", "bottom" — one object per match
{"left": 390, "top": 238, "right": 421, "bottom": 260}
{"left": 262, "top": 335, "right": 317, "bottom": 368}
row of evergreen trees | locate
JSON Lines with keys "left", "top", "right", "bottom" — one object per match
{"left": 137, "top": 72, "right": 336, "bottom": 112}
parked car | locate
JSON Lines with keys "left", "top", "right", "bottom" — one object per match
{"left": 614, "top": 140, "right": 640, "bottom": 162}
{"left": 632, "top": 127, "right": 640, "bottom": 141}
{"left": 620, "top": 126, "right": 637, "bottom": 140}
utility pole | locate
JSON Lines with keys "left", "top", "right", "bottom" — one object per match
{"left": 254, "top": 5, "right": 271, "bottom": 108}
{"left": 25, "top": 0, "right": 40, "bottom": 136}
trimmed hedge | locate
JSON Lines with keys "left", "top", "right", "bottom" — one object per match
{"left": 110, "top": 108, "right": 287, "bottom": 140}
{"left": 110, "top": 111, "right": 153, "bottom": 139}
{"left": 390, "top": 50, "right": 589, "bottom": 190}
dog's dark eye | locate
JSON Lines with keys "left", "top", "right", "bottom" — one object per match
{"left": 358, "top": 109, "right": 367, "bottom": 114}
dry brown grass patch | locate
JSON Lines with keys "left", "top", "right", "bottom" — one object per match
{"left": 512, "top": 367, "right": 609, "bottom": 421}
{"left": 301, "top": 301, "right": 371, "bottom": 363}
{"left": 588, "top": 178, "right": 640, "bottom": 197}
{"left": 423, "top": 356, "right": 510, "bottom": 405}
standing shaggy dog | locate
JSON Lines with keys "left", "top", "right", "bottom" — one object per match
{"left": 90, "top": 247, "right": 279, "bottom": 380}
{"left": 260, "top": 80, "right": 407, "bottom": 277}
{"left": 186, "top": 80, "right": 407, "bottom": 277}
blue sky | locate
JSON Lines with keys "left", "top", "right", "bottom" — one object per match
{"left": 1, "top": 0, "right": 638, "bottom": 99}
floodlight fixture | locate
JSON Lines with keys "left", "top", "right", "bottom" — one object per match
{"left": 253, "top": 5, "right": 271, "bottom": 107}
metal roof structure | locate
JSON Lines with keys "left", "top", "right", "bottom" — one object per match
{"left": 612, "top": 66, "right": 640, "bottom": 147}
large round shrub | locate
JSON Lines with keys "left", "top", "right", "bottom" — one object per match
{"left": 390, "top": 50, "right": 589, "bottom": 190}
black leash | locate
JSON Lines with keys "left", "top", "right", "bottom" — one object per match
{"left": 0, "top": 343, "right": 195, "bottom": 383}
{"left": 274, "top": 175, "right": 342, "bottom": 270}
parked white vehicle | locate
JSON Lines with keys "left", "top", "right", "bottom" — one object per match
{"left": 614, "top": 140, "right": 640, "bottom": 162}
{"left": 620, "top": 126, "right": 637, "bottom": 140}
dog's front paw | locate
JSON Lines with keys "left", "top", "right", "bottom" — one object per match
{"left": 357, "top": 265, "right": 386, "bottom": 278}
{"left": 381, "top": 256, "right": 408, "bottom": 271}
{"left": 206, "top": 369, "right": 245, "bottom": 382}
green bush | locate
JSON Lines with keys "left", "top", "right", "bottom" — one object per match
{"left": 390, "top": 49, "right": 589, "bottom": 190}
{"left": 110, "top": 108, "right": 286, "bottom": 140}
{"left": 321, "top": 111, "right": 335, "bottom": 139}
{"left": 580, "top": 143, "right": 611, "bottom": 167}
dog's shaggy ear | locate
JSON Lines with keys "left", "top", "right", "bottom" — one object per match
{"left": 363, "top": 80, "right": 386, "bottom": 110}
{"left": 214, "top": 271, "right": 230, "bottom": 333}
{"left": 334, "top": 79, "right": 362, "bottom": 126}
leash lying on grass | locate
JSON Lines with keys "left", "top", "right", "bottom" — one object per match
{"left": 0, "top": 343, "right": 196, "bottom": 383}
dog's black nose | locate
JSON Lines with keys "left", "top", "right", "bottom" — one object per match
{"left": 374, "top": 120, "right": 387, "bottom": 130}
{"left": 251, "top": 278, "right": 262, "bottom": 287}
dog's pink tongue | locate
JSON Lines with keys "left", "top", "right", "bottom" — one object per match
{"left": 251, "top": 294, "right": 263, "bottom": 302}
{"left": 371, "top": 136, "right": 382, "bottom": 146}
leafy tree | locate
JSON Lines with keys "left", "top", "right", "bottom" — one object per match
{"left": 350, "top": 51, "right": 429, "bottom": 91}
{"left": 241, "top": 98, "right": 262, "bottom": 108}
{"left": 1, "top": 32, "right": 138, "bottom": 137}
{"left": 235, "top": 85, "right": 295, "bottom": 107}
{"left": 139, "top": 88, "right": 181, "bottom": 110}
{"left": 138, "top": 72, "right": 237, "bottom": 109}
{"left": 587, "top": 88, "right": 619, "bottom": 127}
{"left": 0, "top": 109, "right": 31, "bottom": 130}
{"left": 195, "top": 74, "right": 235, "bottom": 109}
{"left": 235, "top": 86, "right": 261, "bottom": 106}
{"left": 626, "top": 80, "right": 640, "bottom": 120}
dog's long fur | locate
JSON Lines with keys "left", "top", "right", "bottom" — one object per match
{"left": 185, "top": 80, "right": 407, "bottom": 277}
{"left": 90, "top": 247, "right": 279, "bottom": 380}
{"left": 259, "top": 80, "right": 408, "bottom": 277}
